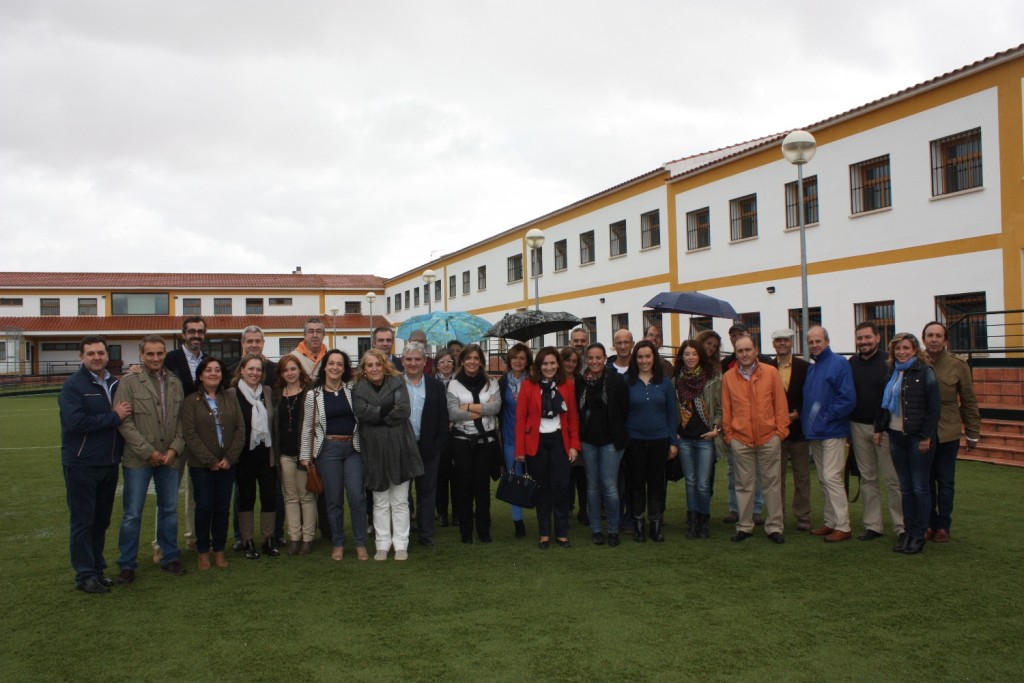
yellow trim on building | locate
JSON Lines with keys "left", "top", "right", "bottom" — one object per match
{"left": 462, "top": 272, "right": 671, "bottom": 317}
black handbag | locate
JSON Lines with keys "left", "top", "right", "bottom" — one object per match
{"left": 495, "top": 467, "right": 539, "bottom": 509}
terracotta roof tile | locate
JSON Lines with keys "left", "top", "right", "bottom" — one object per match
{"left": 0, "top": 315, "right": 390, "bottom": 336}
{"left": 0, "top": 272, "right": 385, "bottom": 290}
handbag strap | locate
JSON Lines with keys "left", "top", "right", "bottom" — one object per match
{"left": 308, "top": 391, "right": 318, "bottom": 464}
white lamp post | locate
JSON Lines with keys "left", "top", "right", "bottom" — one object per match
{"left": 525, "top": 228, "right": 545, "bottom": 312}
{"left": 329, "top": 305, "right": 339, "bottom": 350}
{"left": 782, "top": 130, "right": 817, "bottom": 360}
{"left": 365, "top": 292, "right": 377, "bottom": 340}
{"left": 422, "top": 269, "right": 437, "bottom": 313}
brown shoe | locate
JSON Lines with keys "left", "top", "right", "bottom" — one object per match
{"left": 810, "top": 526, "right": 834, "bottom": 536}
{"left": 212, "top": 551, "right": 230, "bottom": 569}
{"left": 331, "top": 547, "right": 344, "bottom": 561}
{"left": 933, "top": 529, "right": 950, "bottom": 543}
{"left": 824, "top": 530, "right": 852, "bottom": 543}
{"left": 722, "top": 511, "right": 738, "bottom": 524}
{"left": 356, "top": 547, "right": 369, "bottom": 561}
{"left": 152, "top": 548, "right": 163, "bottom": 564}
{"left": 116, "top": 568, "right": 135, "bottom": 585}
{"left": 299, "top": 541, "right": 314, "bottom": 556}
{"left": 287, "top": 541, "right": 300, "bottom": 556}
{"left": 197, "top": 553, "right": 211, "bottom": 571}
{"left": 924, "top": 528, "right": 935, "bottom": 541}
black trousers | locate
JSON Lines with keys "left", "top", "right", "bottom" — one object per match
{"left": 527, "top": 431, "right": 572, "bottom": 539}
{"left": 435, "top": 440, "right": 455, "bottom": 518}
{"left": 236, "top": 447, "right": 277, "bottom": 512}
{"left": 415, "top": 452, "right": 441, "bottom": 542}
{"left": 450, "top": 436, "right": 493, "bottom": 539}
{"left": 626, "top": 438, "right": 669, "bottom": 521}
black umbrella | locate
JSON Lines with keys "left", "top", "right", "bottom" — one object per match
{"left": 483, "top": 310, "right": 582, "bottom": 342}
{"left": 643, "top": 291, "right": 739, "bottom": 320}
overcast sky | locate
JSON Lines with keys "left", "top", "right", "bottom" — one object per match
{"left": 1, "top": 1, "right": 1021, "bottom": 279}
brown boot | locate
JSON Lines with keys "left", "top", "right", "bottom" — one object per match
{"left": 299, "top": 541, "right": 313, "bottom": 556}
{"left": 212, "top": 551, "right": 230, "bottom": 568}
{"left": 197, "top": 553, "right": 211, "bottom": 571}
{"left": 287, "top": 540, "right": 300, "bottom": 556}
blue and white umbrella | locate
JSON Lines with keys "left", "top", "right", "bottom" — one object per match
{"left": 396, "top": 311, "right": 493, "bottom": 346}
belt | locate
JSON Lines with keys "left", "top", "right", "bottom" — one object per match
{"left": 326, "top": 435, "right": 353, "bottom": 442}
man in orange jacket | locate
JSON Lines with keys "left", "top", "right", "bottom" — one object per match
{"left": 721, "top": 335, "right": 790, "bottom": 544}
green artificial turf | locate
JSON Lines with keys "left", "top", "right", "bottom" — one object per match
{"left": 1, "top": 394, "right": 1022, "bottom": 682}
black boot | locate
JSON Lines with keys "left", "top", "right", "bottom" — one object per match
{"left": 892, "top": 532, "right": 910, "bottom": 553}
{"left": 699, "top": 514, "right": 710, "bottom": 539}
{"left": 902, "top": 537, "right": 926, "bottom": 554}
{"left": 262, "top": 538, "right": 280, "bottom": 558}
{"left": 650, "top": 518, "right": 665, "bottom": 543}
{"left": 685, "top": 511, "right": 698, "bottom": 539}
{"left": 633, "top": 518, "right": 646, "bottom": 543}
{"left": 243, "top": 540, "right": 260, "bottom": 560}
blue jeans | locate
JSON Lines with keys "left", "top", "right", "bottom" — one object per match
{"left": 502, "top": 442, "right": 524, "bottom": 522}
{"left": 888, "top": 430, "right": 936, "bottom": 540}
{"left": 190, "top": 465, "right": 235, "bottom": 553}
{"left": 678, "top": 437, "right": 715, "bottom": 515}
{"left": 317, "top": 440, "right": 367, "bottom": 548}
{"left": 118, "top": 464, "right": 180, "bottom": 569}
{"left": 930, "top": 440, "right": 960, "bottom": 532}
{"left": 726, "top": 445, "right": 762, "bottom": 514}
{"left": 580, "top": 441, "right": 623, "bottom": 533}
{"left": 64, "top": 465, "right": 118, "bottom": 584}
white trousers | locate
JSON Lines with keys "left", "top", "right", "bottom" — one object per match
{"left": 373, "top": 481, "right": 411, "bottom": 552}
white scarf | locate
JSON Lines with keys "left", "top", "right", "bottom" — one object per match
{"left": 239, "top": 382, "right": 272, "bottom": 450}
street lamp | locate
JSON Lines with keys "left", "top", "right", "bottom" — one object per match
{"left": 525, "top": 228, "right": 545, "bottom": 312}
{"left": 422, "top": 269, "right": 437, "bottom": 313}
{"left": 782, "top": 130, "right": 817, "bottom": 360}
{"left": 365, "top": 292, "right": 377, "bottom": 340}
{"left": 329, "top": 306, "right": 339, "bottom": 350}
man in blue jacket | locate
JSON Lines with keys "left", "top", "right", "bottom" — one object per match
{"left": 59, "top": 336, "right": 133, "bottom": 593}
{"left": 802, "top": 326, "right": 856, "bottom": 543}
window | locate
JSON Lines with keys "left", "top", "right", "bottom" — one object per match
{"left": 246, "top": 298, "right": 264, "bottom": 315}
{"left": 641, "top": 210, "right": 661, "bottom": 249}
{"left": 478, "top": 266, "right": 487, "bottom": 291}
{"left": 855, "top": 300, "right": 896, "bottom": 349}
{"left": 394, "top": 293, "right": 402, "bottom": 311}
{"left": 269, "top": 297, "right": 292, "bottom": 306}
{"left": 449, "top": 274, "right": 457, "bottom": 298}
{"left": 42, "top": 342, "right": 80, "bottom": 352}
{"left": 111, "top": 293, "right": 169, "bottom": 315}
{"left": 581, "top": 317, "right": 597, "bottom": 343}
{"left": 580, "top": 230, "right": 595, "bottom": 265}
{"left": 936, "top": 292, "right": 987, "bottom": 351}
{"left": 609, "top": 220, "right": 627, "bottom": 257}
{"left": 424, "top": 284, "right": 430, "bottom": 303}
{"left": 788, "top": 306, "right": 823, "bottom": 355}
{"left": 739, "top": 312, "right": 762, "bottom": 351}
{"left": 434, "top": 280, "right": 442, "bottom": 301}
{"left": 386, "top": 298, "right": 391, "bottom": 314}
{"left": 279, "top": 338, "right": 303, "bottom": 356}
{"left": 931, "top": 128, "right": 982, "bottom": 196}
{"left": 643, "top": 311, "right": 663, "bottom": 338}
{"left": 554, "top": 239, "right": 567, "bottom": 271}
{"left": 180, "top": 298, "right": 200, "bottom": 316}
{"left": 729, "top": 194, "right": 758, "bottom": 241}
{"left": 529, "top": 247, "right": 543, "bottom": 277}
{"left": 0, "top": 341, "right": 6, "bottom": 361}
{"left": 0, "top": 298, "right": 23, "bottom": 306}
{"left": 507, "top": 254, "right": 523, "bottom": 283}
{"left": 850, "top": 155, "right": 891, "bottom": 213}
{"left": 785, "top": 175, "right": 819, "bottom": 228}
{"left": 345, "top": 301, "right": 360, "bottom": 314}
{"left": 78, "top": 298, "right": 98, "bottom": 316}
{"left": 214, "top": 298, "right": 232, "bottom": 315}
{"left": 555, "top": 330, "right": 569, "bottom": 347}
{"left": 414, "top": 288, "right": 420, "bottom": 307}
{"left": 686, "top": 208, "right": 711, "bottom": 251}
{"left": 404, "top": 291, "right": 410, "bottom": 309}
{"left": 689, "top": 316, "right": 712, "bottom": 338}
{"left": 462, "top": 271, "right": 470, "bottom": 295}
{"left": 611, "top": 313, "right": 629, "bottom": 334}
{"left": 39, "top": 298, "right": 60, "bottom": 316}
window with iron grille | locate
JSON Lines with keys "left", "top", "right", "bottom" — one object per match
{"left": 581, "top": 317, "right": 597, "bottom": 342}
{"left": 554, "top": 239, "right": 567, "bottom": 271}
{"left": 738, "top": 312, "right": 762, "bottom": 351}
{"left": 643, "top": 311, "right": 663, "bottom": 339}
{"left": 386, "top": 298, "right": 391, "bottom": 314}
{"left": 245, "top": 298, "right": 263, "bottom": 315}
{"left": 850, "top": 155, "right": 891, "bottom": 213}
{"left": 609, "top": 221, "right": 627, "bottom": 257}
{"left": 394, "top": 293, "right": 401, "bottom": 311}
{"left": 529, "top": 247, "right": 543, "bottom": 276}
{"left": 854, "top": 300, "right": 895, "bottom": 349}
{"left": 434, "top": 280, "right": 442, "bottom": 301}
{"left": 449, "top": 274, "right": 457, "bottom": 298}
{"left": 404, "top": 291, "right": 410, "bottom": 309}
{"left": 579, "top": 231, "right": 595, "bottom": 264}
{"left": 345, "top": 301, "right": 360, "bottom": 314}
{"left": 784, "top": 175, "right": 819, "bottom": 228}
{"left": 611, "top": 313, "right": 629, "bottom": 334}
{"left": 279, "top": 338, "right": 303, "bottom": 356}
{"left": 689, "top": 316, "right": 712, "bottom": 338}
{"left": 78, "top": 298, "right": 98, "bottom": 316}
{"left": 555, "top": 330, "right": 569, "bottom": 347}
{"left": 787, "top": 306, "right": 823, "bottom": 355}
{"left": 214, "top": 298, "right": 232, "bottom": 315}
{"left": 478, "top": 266, "right": 487, "bottom": 291}
{"left": 414, "top": 288, "right": 420, "bottom": 307}
{"left": 507, "top": 254, "right": 523, "bottom": 283}
{"left": 181, "top": 298, "right": 200, "bottom": 316}
{"left": 931, "top": 128, "right": 982, "bottom": 196}
{"left": 641, "top": 210, "right": 661, "bottom": 249}
{"left": 40, "top": 298, "right": 60, "bottom": 316}
{"left": 0, "top": 298, "right": 23, "bottom": 306}
{"left": 686, "top": 207, "right": 711, "bottom": 251}
{"left": 935, "top": 291, "right": 987, "bottom": 351}
{"left": 729, "top": 194, "right": 758, "bottom": 241}
{"left": 423, "top": 284, "right": 430, "bottom": 303}
{"left": 0, "top": 341, "right": 6, "bottom": 361}
{"left": 462, "top": 270, "right": 470, "bottom": 295}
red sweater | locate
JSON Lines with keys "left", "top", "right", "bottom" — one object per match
{"left": 514, "top": 379, "right": 581, "bottom": 458}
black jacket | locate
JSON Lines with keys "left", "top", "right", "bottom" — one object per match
{"left": 413, "top": 375, "right": 449, "bottom": 461}
{"left": 874, "top": 361, "right": 941, "bottom": 438}
{"left": 163, "top": 347, "right": 202, "bottom": 396}
{"left": 576, "top": 367, "right": 630, "bottom": 451}
{"left": 776, "top": 356, "right": 809, "bottom": 442}
{"left": 849, "top": 349, "right": 889, "bottom": 424}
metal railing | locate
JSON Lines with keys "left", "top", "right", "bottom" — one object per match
{"left": 949, "top": 309, "right": 1024, "bottom": 357}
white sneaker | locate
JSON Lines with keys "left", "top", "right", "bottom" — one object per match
{"left": 374, "top": 549, "right": 388, "bottom": 561}
{"left": 394, "top": 550, "right": 408, "bottom": 561}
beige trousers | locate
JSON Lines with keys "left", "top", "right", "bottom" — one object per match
{"left": 849, "top": 422, "right": 904, "bottom": 535}
{"left": 730, "top": 436, "right": 783, "bottom": 535}
{"left": 280, "top": 455, "right": 317, "bottom": 542}
{"left": 810, "top": 438, "right": 851, "bottom": 532}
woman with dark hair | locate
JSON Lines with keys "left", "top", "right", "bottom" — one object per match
{"left": 514, "top": 347, "right": 580, "bottom": 549}
{"left": 352, "top": 349, "right": 424, "bottom": 561}
{"left": 433, "top": 348, "right": 457, "bottom": 527}
{"left": 182, "top": 357, "right": 245, "bottom": 571}
{"left": 228, "top": 353, "right": 278, "bottom": 559}
{"left": 300, "top": 349, "right": 368, "bottom": 561}
{"left": 577, "top": 343, "right": 629, "bottom": 546}
{"left": 560, "top": 345, "right": 588, "bottom": 526}
{"left": 695, "top": 330, "right": 723, "bottom": 377}
{"left": 625, "top": 340, "right": 679, "bottom": 542}
{"left": 499, "top": 343, "right": 532, "bottom": 538}
{"left": 273, "top": 354, "right": 314, "bottom": 555}
{"left": 874, "top": 332, "right": 940, "bottom": 555}
{"left": 447, "top": 344, "right": 502, "bottom": 544}
{"left": 672, "top": 340, "right": 721, "bottom": 539}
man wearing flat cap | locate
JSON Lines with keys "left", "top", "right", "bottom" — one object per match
{"left": 771, "top": 329, "right": 812, "bottom": 531}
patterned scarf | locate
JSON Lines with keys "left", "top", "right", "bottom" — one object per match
{"left": 579, "top": 369, "right": 608, "bottom": 412}
{"left": 539, "top": 379, "right": 567, "bottom": 419}
{"left": 675, "top": 366, "right": 708, "bottom": 429}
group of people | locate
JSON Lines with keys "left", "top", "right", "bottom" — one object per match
{"left": 59, "top": 313, "right": 979, "bottom": 594}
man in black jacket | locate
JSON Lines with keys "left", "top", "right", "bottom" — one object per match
{"left": 848, "top": 322, "right": 904, "bottom": 541}
{"left": 163, "top": 316, "right": 207, "bottom": 396}
{"left": 771, "top": 329, "right": 812, "bottom": 531}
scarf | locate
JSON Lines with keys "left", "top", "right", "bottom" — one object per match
{"left": 239, "top": 382, "right": 272, "bottom": 450}
{"left": 579, "top": 369, "right": 608, "bottom": 412}
{"left": 505, "top": 371, "right": 524, "bottom": 400}
{"left": 676, "top": 366, "right": 708, "bottom": 429}
{"left": 294, "top": 341, "right": 326, "bottom": 366}
{"left": 881, "top": 358, "right": 917, "bottom": 417}
{"left": 456, "top": 370, "right": 488, "bottom": 434}
{"left": 539, "top": 379, "right": 567, "bottom": 419}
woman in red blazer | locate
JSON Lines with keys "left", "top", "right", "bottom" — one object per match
{"left": 514, "top": 347, "right": 581, "bottom": 549}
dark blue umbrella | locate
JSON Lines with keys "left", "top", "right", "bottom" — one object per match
{"left": 644, "top": 291, "right": 739, "bottom": 320}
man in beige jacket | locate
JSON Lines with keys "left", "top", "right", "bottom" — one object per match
{"left": 114, "top": 335, "right": 188, "bottom": 583}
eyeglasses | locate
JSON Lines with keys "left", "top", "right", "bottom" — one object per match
{"left": 306, "top": 329, "right": 326, "bottom": 336}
